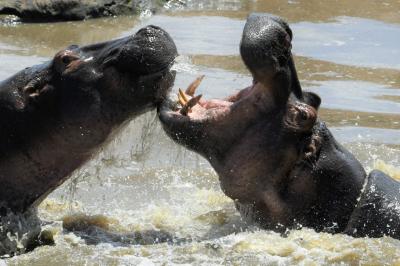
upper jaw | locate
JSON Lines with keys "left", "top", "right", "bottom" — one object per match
{"left": 112, "top": 25, "right": 178, "bottom": 76}
{"left": 240, "top": 14, "right": 292, "bottom": 76}
{"left": 49, "top": 25, "right": 177, "bottom": 79}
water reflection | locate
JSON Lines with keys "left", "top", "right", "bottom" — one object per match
{"left": 130, "top": 15, "right": 400, "bottom": 72}
{"left": 0, "top": 16, "right": 140, "bottom": 57}
{"left": 307, "top": 80, "right": 400, "bottom": 114}
{"left": 319, "top": 109, "right": 400, "bottom": 130}
{"left": 292, "top": 17, "right": 400, "bottom": 69}
{"left": 249, "top": 0, "right": 400, "bottom": 24}
{"left": 168, "top": 0, "right": 400, "bottom": 24}
{"left": 190, "top": 54, "right": 400, "bottom": 88}
{"left": 0, "top": 54, "right": 47, "bottom": 80}
{"left": 126, "top": 15, "right": 244, "bottom": 55}
{"left": 332, "top": 126, "right": 400, "bottom": 145}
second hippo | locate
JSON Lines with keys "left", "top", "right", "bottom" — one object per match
{"left": 159, "top": 14, "right": 400, "bottom": 239}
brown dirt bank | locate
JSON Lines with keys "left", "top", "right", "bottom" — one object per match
{"left": 0, "top": 0, "right": 169, "bottom": 22}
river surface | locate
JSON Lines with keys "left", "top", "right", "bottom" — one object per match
{"left": 1, "top": 0, "right": 400, "bottom": 265}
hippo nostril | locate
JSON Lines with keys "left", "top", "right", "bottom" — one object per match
{"left": 60, "top": 52, "right": 80, "bottom": 66}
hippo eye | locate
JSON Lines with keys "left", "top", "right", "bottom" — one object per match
{"left": 62, "top": 56, "right": 71, "bottom": 64}
{"left": 60, "top": 54, "right": 80, "bottom": 65}
{"left": 54, "top": 50, "right": 82, "bottom": 74}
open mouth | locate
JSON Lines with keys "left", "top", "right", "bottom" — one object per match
{"left": 167, "top": 75, "right": 256, "bottom": 122}
{"left": 164, "top": 72, "right": 319, "bottom": 132}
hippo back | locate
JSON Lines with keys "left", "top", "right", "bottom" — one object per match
{"left": 344, "top": 169, "right": 400, "bottom": 239}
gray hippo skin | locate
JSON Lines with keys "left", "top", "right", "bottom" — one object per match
{"left": 159, "top": 13, "right": 400, "bottom": 239}
{"left": 0, "top": 0, "right": 166, "bottom": 22}
{"left": 0, "top": 25, "right": 177, "bottom": 255}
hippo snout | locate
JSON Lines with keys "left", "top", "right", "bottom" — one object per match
{"left": 115, "top": 25, "right": 178, "bottom": 75}
{"left": 75, "top": 25, "right": 177, "bottom": 77}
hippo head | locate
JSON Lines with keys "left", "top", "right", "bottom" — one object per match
{"left": 159, "top": 14, "right": 325, "bottom": 229}
{"left": 18, "top": 25, "right": 176, "bottom": 119}
{"left": 0, "top": 25, "right": 177, "bottom": 213}
{"left": 0, "top": 25, "right": 177, "bottom": 153}
{"left": 159, "top": 13, "right": 320, "bottom": 169}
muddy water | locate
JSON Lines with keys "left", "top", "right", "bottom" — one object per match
{"left": 1, "top": 0, "right": 400, "bottom": 265}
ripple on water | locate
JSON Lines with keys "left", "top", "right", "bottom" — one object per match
{"left": 125, "top": 15, "right": 245, "bottom": 56}
{"left": 292, "top": 17, "right": 400, "bottom": 70}
{"left": 332, "top": 127, "right": 400, "bottom": 146}
{"left": 0, "top": 54, "right": 48, "bottom": 80}
{"left": 307, "top": 80, "right": 400, "bottom": 114}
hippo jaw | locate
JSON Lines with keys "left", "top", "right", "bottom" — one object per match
{"left": 159, "top": 14, "right": 318, "bottom": 161}
{"left": 159, "top": 14, "right": 321, "bottom": 229}
{"left": 159, "top": 80, "right": 317, "bottom": 159}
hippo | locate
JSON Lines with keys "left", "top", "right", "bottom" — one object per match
{"left": 159, "top": 13, "right": 400, "bottom": 239}
{"left": 0, "top": 25, "right": 177, "bottom": 255}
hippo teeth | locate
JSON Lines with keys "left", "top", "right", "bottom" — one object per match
{"left": 180, "top": 95, "right": 203, "bottom": 115}
{"left": 185, "top": 75, "right": 205, "bottom": 96}
{"left": 177, "top": 75, "right": 205, "bottom": 116}
{"left": 178, "top": 88, "right": 189, "bottom": 106}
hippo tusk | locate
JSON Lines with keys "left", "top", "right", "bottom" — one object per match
{"left": 180, "top": 94, "right": 202, "bottom": 116}
{"left": 179, "top": 88, "right": 189, "bottom": 102}
{"left": 185, "top": 75, "right": 205, "bottom": 96}
{"left": 177, "top": 77, "right": 205, "bottom": 115}
{"left": 178, "top": 88, "right": 188, "bottom": 106}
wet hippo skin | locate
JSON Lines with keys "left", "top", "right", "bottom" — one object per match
{"left": 0, "top": 24, "right": 177, "bottom": 255}
{"left": 0, "top": 25, "right": 177, "bottom": 215}
{"left": 345, "top": 170, "right": 400, "bottom": 238}
{"left": 159, "top": 13, "right": 400, "bottom": 239}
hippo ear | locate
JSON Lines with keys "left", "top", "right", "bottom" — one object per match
{"left": 303, "top": 92, "right": 321, "bottom": 110}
